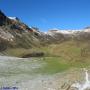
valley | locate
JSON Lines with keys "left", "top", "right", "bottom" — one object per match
{"left": 0, "top": 10, "right": 90, "bottom": 90}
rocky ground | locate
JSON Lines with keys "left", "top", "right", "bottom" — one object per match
{"left": 17, "top": 69, "right": 88, "bottom": 90}
{"left": 0, "top": 56, "right": 89, "bottom": 90}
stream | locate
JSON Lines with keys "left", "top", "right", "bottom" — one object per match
{"left": 72, "top": 68, "right": 90, "bottom": 90}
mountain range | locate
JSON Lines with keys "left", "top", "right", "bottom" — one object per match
{"left": 0, "top": 10, "right": 90, "bottom": 55}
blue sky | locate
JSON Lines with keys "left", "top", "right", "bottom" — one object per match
{"left": 0, "top": 0, "right": 90, "bottom": 31}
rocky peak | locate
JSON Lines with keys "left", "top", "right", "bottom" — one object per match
{"left": 0, "top": 10, "right": 11, "bottom": 26}
{"left": 0, "top": 10, "right": 7, "bottom": 25}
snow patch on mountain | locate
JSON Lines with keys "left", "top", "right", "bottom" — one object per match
{"left": 8, "top": 17, "right": 19, "bottom": 21}
{"left": 46, "top": 29, "right": 83, "bottom": 36}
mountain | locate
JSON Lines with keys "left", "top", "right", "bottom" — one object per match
{"left": 45, "top": 28, "right": 90, "bottom": 41}
{"left": 0, "top": 10, "right": 90, "bottom": 56}
{"left": 0, "top": 10, "right": 42, "bottom": 51}
{"left": 0, "top": 10, "right": 12, "bottom": 26}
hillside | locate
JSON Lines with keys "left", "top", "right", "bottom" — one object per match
{"left": 0, "top": 10, "right": 42, "bottom": 51}
{"left": 0, "top": 10, "right": 90, "bottom": 58}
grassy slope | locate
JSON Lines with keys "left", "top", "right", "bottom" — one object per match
{"left": 4, "top": 40, "right": 90, "bottom": 74}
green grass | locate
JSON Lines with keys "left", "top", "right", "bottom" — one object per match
{"left": 0, "top": 56, "right": 90, "bottom": 79}
{"left": 4, "top": 40, "right": 90, "bottom": 75}
{"left": 36, "top": 57, "right": 70, "bottom": 74}
{"left": 5, "top": 48, "right": 27, "bottom": 57}
{"left": 35, "top": 57, "right": 90, "bottom": 75}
